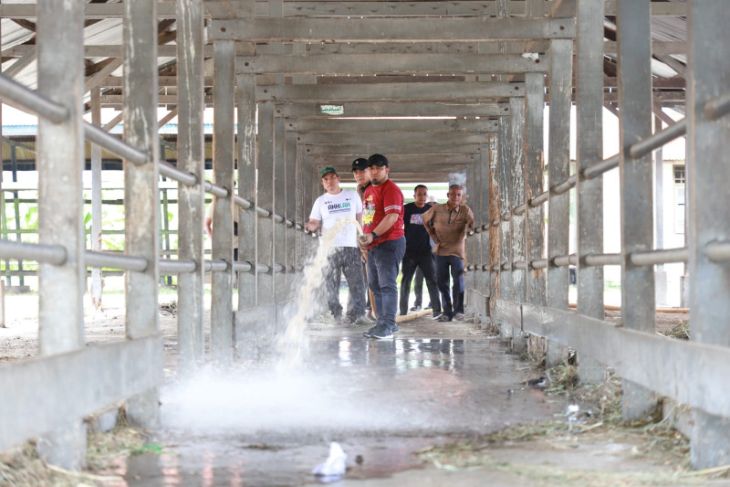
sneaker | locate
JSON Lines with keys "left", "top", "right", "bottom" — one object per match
{"left": 409, "top": 305, "right": 422, "bottom": 312}
{"left": 369, "top": 326, "right": 394, "bottom": 340}
{"left": 437, "top": 314, "right": 452, "bottom": 322}
{"left": 453, "top": 313, "right": 465, "bottom": 321}
{"left": 392, "top": 324, "right": 400, "bottom": 333}
{"left": 363, "top": 325, "right": 379, "bottom": 338}
{"left": 430, "top": 313, "right": 443, "bottom": 320}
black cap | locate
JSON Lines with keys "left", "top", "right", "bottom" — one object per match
{"left": 368, "top": 153, "right": 389, "bottom": 167}
{"left": 351, "top": 158, "right": 369, "bottom": 172}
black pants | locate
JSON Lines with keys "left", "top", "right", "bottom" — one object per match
{"left": 399, "top": 252, "right": 441, "bottom": 316}
{"left": 436, "top": 255, "right": 465, "bottom": 318}
{"left": 325, "top": 247, "right": 366, "bottom": 320}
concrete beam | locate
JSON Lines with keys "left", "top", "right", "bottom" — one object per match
{"left": 0, "top": 337, "right": 163, "bottom": 452}
{"left": 298, "top": 131, "right": 488, "bottom": 146}
{"left": 208, "top": 17, "right": 576, "bottom": 42}
{"left": 276, "top": 102, "right": 510, "bottom": 119}
{"left": 238, "top": 53, "right": 548, "bottom": 75}
{"left": 496, "top": 300, "right": 730, "bottom": 422}
{"left": 304, "top": 142, "right": 483, "bottom": 154}
{"left": 289, "top": 118, "right": 498, "bottom": 133}
{"left": 258, "top": 82, "right": 524, "bottom": 103}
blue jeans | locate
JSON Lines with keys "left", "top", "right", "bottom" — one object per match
{"left": 367, "top": 237, "right": 406, "bottom": 331}
{"left": 436, "top": 255, "right": 465, "bottom": 318}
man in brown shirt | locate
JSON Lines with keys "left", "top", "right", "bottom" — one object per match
{"left": 422, "top": 184, "right": 475, "bottom": 322}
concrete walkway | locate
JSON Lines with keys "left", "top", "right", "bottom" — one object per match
{"left": 112, "top": 315, "right": 717, "bottom": 486}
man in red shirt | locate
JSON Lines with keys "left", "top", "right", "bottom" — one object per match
{"left": 359, "top": 154, "right": 405, "bottom": 339}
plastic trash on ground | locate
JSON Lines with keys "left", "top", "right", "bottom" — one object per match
{"left": 312, "top": 442, "right": 348, "bottom": 482}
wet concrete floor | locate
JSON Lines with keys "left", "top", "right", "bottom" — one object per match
{"left": 119, "top": 318, "right": 564, "bottom": 486}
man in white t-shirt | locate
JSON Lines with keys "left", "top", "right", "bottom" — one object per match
{"left": 306, "top": 166, "right": 368, "bottom": 325}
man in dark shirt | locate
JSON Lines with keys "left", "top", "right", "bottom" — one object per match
{"left": 399, "top": 185, "right": 441, "bottom": 318}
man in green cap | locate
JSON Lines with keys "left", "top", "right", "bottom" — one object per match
{"left": 305, "top": 166, "right": 368, "bottom": 325}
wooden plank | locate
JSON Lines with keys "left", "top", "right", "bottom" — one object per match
{"left": 208, "top": 17, "right": 576, "bottom": 42}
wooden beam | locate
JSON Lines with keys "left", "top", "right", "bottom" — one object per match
{"left": 289, "top": 118, "right": 499, "bottom": 133}
{"left": 208, "top": 17, "right": 576, "bottom": 42}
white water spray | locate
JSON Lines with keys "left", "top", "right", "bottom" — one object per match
{"left": 276, "top": 218, "right": 363, "bottom": 368}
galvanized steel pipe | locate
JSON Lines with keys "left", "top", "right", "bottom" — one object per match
{"left": 705, "top": 241, "right": 730, "bottom": 262}
{"left": 232, "top": 261, "right": 254, "bottom": 273}
{"left": 85, "top": 250, "right": 148, "bottom": 272}
{"left": 233, "top": 195, "right": 253, "bottom": 209}
{"left": 0, "top": 74, "right": 69, "bottom": 124}
{"left": 629, "top": 120, "right": 687, "bottom": 159}
{"left": 584, "top": 253, "right": 622, "bottom": 266}
{"left": 0, "top": 240, "right": 67, "bottom": 265}
{"left": 583, "top": 154, "right": 619, "bottom": 180}
{"left": 204, "top": 260, "right": 228, "bottom": 272}
{"left": 513, "top": 260, "right": 528, "bottom": 270}
{"left": 630, "top": 247, "right": 688, "bottom": 266}
{"left": 159, "top": 161, "right": 197, "bottom": 186}
{"left": 204, "top": 181, "right": 229, "bottom": 198}
{"left": 158, "top": 259, "right": 197, "bottom": 274}
{"left": 531, "top": 259, "right": 548, "bottom": 269}
{"left": 530, "top": 191, "right": 549, "bottom": 207}
{"left": 84, "top": 123, "right": 147, "bottom": 165}
{"left": 705, "top": 93, "right": 730, "bottom": 121}
{"left": 552, "top": 174, "right": 577, "bottom": 195}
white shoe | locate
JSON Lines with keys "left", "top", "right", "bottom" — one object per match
{"left": 453, "top": 313, "right": 465, "bottom": 321}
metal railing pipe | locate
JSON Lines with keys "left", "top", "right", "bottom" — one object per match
{"left": 233, "top": 195, "right": 253, "bottom": 209}
{"left": 0, "top": 239, "right": 66, "bottom": 265}
{"left": 705, "top": 241, "right": 730, "bottom": 262}
{"left": 83, "top": 123, "right": 147, "bottom": 165}
{"left": 512, "top": 204, "right": 527, "bottom": 216}
{"left": 530, "top": 191, "right": 549, "bottom": 207}
{"left": 272, "top": 214, "right": 285, "bottom": 224}
{"left": 553, "top": 254, "right": 575, "bottom": 267}
{"left": 0, "top": 74, "right": 68, "bottom": 123}
{"left": 583, "top": 154, "right": 619, "bottom": 180}
{"left": 204, "top": 181, "right": 229, "bottom": 198}
{"left": 552, "top": 174, "right": 577, "bottom": 195}
{"left": 255, "top": 207, "right": 271, "bottom": 218}
{"left": 232, "top": 261, "right": 254, "bottom": 273}
{"left": 513, "top": 260, "right": 528, "bottom": 270}
{"left": 84, "top": 250, "right": 148, "bottom": 272}
{"left": 705, "top": 93, "right": 730, "bottom": 121}
{"left": 256, "top": 263, "right": 272, "bottom": 274}
{"left": 629, "top": 120, "right": 687, "bottom": 159}
{"left": 204, "top": 259, "right": 228, "bottom": 272}
{"left": 158, "top": 259, "right": 197, "bottom": 275}
{"left": 584, "top": 253, "right": 622, "bottom": 266}
{"left": 531, "top": 259, "right": 548, "bottom": 269}
{"left": 630, "top": 247, "right": 688, "bottom": 266}
{"left": 159, "top": 161, "right": 197, "bottom": 186}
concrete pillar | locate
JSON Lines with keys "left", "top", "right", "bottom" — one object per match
{"left": 575, "top": 0, "right": 606, "bottom": 383}
{"left": 176, "top": 0, "right": 206, "bottom": 372}
{"left": 89, "top": 88, "right": 103, "bottom": 309}
{"left": 686, "top": 0, "right": 730, "bottom": 468}
{"left": 524, "top": 72, "right": 546, "bottom": 307}
{"left": 257, "top": 101, "right": 276, "bottom": 322}
{"left": 509, "top": 97, "right": 526, "bottom": 350}
{"left": 36, "top": 0, "right": 87, "bottom": 468}
{"left": 273, "top": 113, "right": 287, "bottom": 317}
{"left": 546, "top": 39, "right": 573, "bottom": 366}
{"left": 123, "top": 0, "right": 160, "bottom": 428}
{"left": 616, "top": 0, "right": 657, "bottom": 420}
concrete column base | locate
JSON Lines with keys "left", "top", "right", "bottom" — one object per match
{"left": 546, "top": 339, "right": 567, "bottom": 367}
{"left": 621, "top": 380, "right": 658, "bottom": 421}
{"left": 126, "top": 388, "right": 160, "bottom": 429}
{"left": 37, "top": 420, "right": 87, "bottom": 470}
{"left": 691, "top": 410, "right": 730, "bottom": 468}
{"left": 577, "top": 354, "right": 604, "bottom": 384}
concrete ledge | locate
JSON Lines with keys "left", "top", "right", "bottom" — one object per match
{"left": 494, "top": 299, "right": 730, "bottom": 420}
{"left": 0, "top": 335, "right": 163, "bottom": 451}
